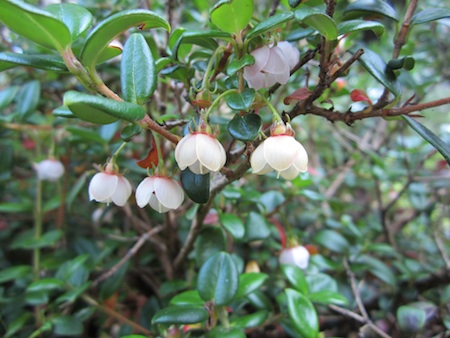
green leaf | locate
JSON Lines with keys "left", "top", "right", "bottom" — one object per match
{"left": 45, "top": 3, "right": 93, "bottom": 42}
{"left": 356, "top": 255, "right": 396, "bottom": 286}
{"left": 285, "top": 288, "right": 319, "bottom": 338}
{"left": 231, "top": 310, "right": 268, "bottom": 329}
{"left": 314, "top": 229, "right": 349, "bottom": 253}
{"left": 281, "top": 264, "right": 309, "bottom": 295}
{"left": 99, "top": 262, "right": 129, "bottom": 300}
{"left": 245, "top": 211, "right": 271, "bottom": 241}
{"left": 0, "top": 86, "right": 19, "bottom": 109}
{"left": 180, "top": 168, "right": 210, "bottom": 204}
{"left": 411, "top": 8, "right": 450, "bottom": 25}
{"left": 387, "top": 56, "right": 415, "bottom": 71}
{"left": 0, "top": 265, "right": 31, "bottom": 283}
{"left": 210, "top": 0, "right": 254, "bottom": 34}
{"left": 403, "top": 116, "right": 450, "bottom": 166}
{"left": 220, "top": 213, "right": 245, "bottom": 239}
{"left": 55, "top": 282, "right": 91, "bottom": 304}
{"left": 80, "top": 9, "right": 170, "bottom": 68}
{"left": 15, "top": 80, "right": 41, "bottom": 121}
{"left": 227, "top": 113, "right": 261, "bottom": 141}
{"left": 172, "top": 30, "right": 232, "bottom": 60}
{"left": 170, "top": 290, "right": 204, "bottom": 306}
{"left": 0, "top": 0, "right": 71, "bottom": 51}
{"left": 309, "top": 290, "right": 349, "bottom": 306}
{"left": 337, "top": 20, "right": 385, "bottom": 37}
{"left": 121, "top": 33, "right": 156, "bottom": 104}
{"left": 0, "top": 201, "right": 32, "bottom": 213}
{"left": 225, "top": 89, "right": 255, "bottom": 111}
{"left": 0, "top": 52, "right": 67, "bottom": 72}
{"left": 152, "top": 305, "right": 209, "bottom": 325}
{"left": 63, "top": 91, "right": 145, "bottom": 124}
{"left": 195, "top": 226, "right": 227, "bottom": 266}
{"left": 227, "top": 54, "right": 255, "bottom": 77}
{"left": 295, "top": 7, "right": 338, "bottom": 41}
{"left": 344, "top": 0, "right": 399, "bottom": 21}
{"left": 27, "top": 278, "right": 65, "bottom": 293}
{"left": 246, "top": 12, "right": 295, "bottom": 41}
{"left": 397, "top": 305, "right": 426, "bottom": 332}
{"left": 350, "top": 46, "right": 401, "bottom": 96}
{"left": 197, "top": 252, "right": 239, "bottom": 305}
{"left": 4, "top": 313, "right": 32, "bottom": 338}
{"left": 235, "top": 273, "right": 268, "bottom": 299}
{"left": 206, "top": 327, "right": 246, "bottom": 338}
{"left": 11, "top": 229, "right": 63, "bottom": 249}
{"left": 51, "top": 315, "right": 83, "bottom": 336}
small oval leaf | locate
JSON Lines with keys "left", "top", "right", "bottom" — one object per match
{"left": 344, "top": 0, "right": 399, "bottom": 21}
{"left": 180, "top": 168, "right": 210, "bottom": 203}
{"left": 285, "top": 288, "right": 319, "bottom": 338}
{"left": 281, "top": 264, "right": 309, "bottom": 295}
{"left": 295, "top": 8, "right": 338, "bottom": 41}
{"left": 227, "top": 113, "right": 261, "bottom": 141}
{"left": 210, "top": 0, "right": 254, "bottom": 34}
{"left": 338, "top": 20, "right": 385, "bottom": 37}
{"left": 0, "top": 52, "right": 67, "bottom": 72}
{"left": 246, "top": 12, "right": 294, "bottom": 41}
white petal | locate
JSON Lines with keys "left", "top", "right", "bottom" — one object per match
{"left": 154, "top": 177, "right": 184, "bottom": 210}
{"left": 89, "top": 173, "right": 118, "bottom": 202}
{"left": 244, "top": 70, "right": 266, "bottom": 90}
{"left": 279, "top": 165, "right": 300, "bottom": 180}
{"left": 251, "top": 142, "right": 269, "bottom": 173}
{"left": 175, "top": 134, "right": 198, "bottom": 170}
{"left": 247, "top": 45, "right": 270, "bottom": 76}
{"left": 196, "top": 134, "right": 226, "bottom": 173}
{"left": 263, "top": 136, "right": 299, "bottom": 171}
{"left": 135, "top": 177, "right": 156, "bottom": 208}
{"left": 149, "top": 194, "right": 170, "bottom": 213}
{"left": 292, "top": 142, "right": 308, "bottom": 173}
{"left": 189, "top": 160, "right": 209, "bottom": 175}
{"left": 279, "top": 246, "right": 310, "bottom": 269}
{"left": 263, "top": 46, "right": 289, "bottom": 75}
{"left": 277, "top": 41, "right": 300, "bottom": 69}
{"left": 111, "top": 176, "right": 132, "bottom": 207}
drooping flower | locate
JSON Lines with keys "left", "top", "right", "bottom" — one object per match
{"left": 251, "top": 122, "right": 308, "bottom": 180}
{"left": 135, "top": 176, "right": 184, "bottom": 213}
{"left": 33, "top": 158, "right": 65, "bottom": 181}
{"left": 88, "top": 165, "right": 132, "bottom": 207}
{"left": 279, "top": 245, "right": 310, "bottom": 269}
{"left": 243, "top": 41, "right": 300, "bottom": 90}
{"left": 175, "top": 132, "right": 226, "bottom": 175}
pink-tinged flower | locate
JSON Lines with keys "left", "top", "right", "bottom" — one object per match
{"left": 243, "top": 42, "right": 299, "bottom": 90}
{"left": 88, "top": 168, "right": 132, "bottom": 207}
{"left": 33, "top": 159, "right": 64, "bottom": 181}
{"left": 251, "top": 123, "right": 308, "bottom": 180}
{"left": 279, "top": 245, "right": 310, "bottom": 269}
{"left": 175, "top": 132, "right": 226, "bottom": 175}
{"left": 135, "top": 176, "right": 184, "bottom": 213}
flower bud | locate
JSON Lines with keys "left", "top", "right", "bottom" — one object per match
{"left": 135, "top": 176, "right": 184, "bottom": 213}
{"left": 33, "top": 158, "right": 65, "bottom": 181}
{"left": 279, "top": 245, "right": 310, "bottom": 269}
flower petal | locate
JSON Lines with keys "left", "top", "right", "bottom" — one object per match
{"left": 247, "top": 45, "right": 270, "bottom": 76}
{"left": 244, "top": 70, "right": 267, "bottom": 90}
{"left": 154, "top": 177, "right": 184, "bottom": 210}
{"left": 149, "top": 194, "right": 170, "bottom": 213}
{"left": 279, "top": 165, "right": 300, "bottom": 180}
{"left": 89, "top": 173, "right": 118, "bottom": 202}
{"left": 277, "top": 41, "right": 300, "bottom": 70}
{"left": 292, "top": 142, "right": 308, "bottom": 172}
{"left": 175, "top": 134, "right": 198, "bottom": 170}
{"left": 263, "top": 46, "right": 289, "bottom": 75}
{"left": 263, "top": 136, "right": 299, "bottom": 171}
{"left": 135, "top": 177, "right": 156, "bottom": 208}
{"left": 251, "top": 142, "right": 269, "bottom": 173}
{"left": 111, "top": 176, "right": 132, "bottom": 207}
{"left": 196, "top": 134, "right": 226, "bottom": 173}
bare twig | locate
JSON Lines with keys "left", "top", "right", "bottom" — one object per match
{"left": 328, "top": 304, "right": 365, "bottom": 323}
{"left": 269, "top": 0, "right": 281, "bottom": 17}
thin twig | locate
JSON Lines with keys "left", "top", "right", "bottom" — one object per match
{"left": 328, "top": 304, "right": 365, "bottom": 323}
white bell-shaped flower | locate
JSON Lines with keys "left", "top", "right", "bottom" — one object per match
{"left": 279, "top": 245, "right": 310, "bottom": 269}
{"left": 34, "top": 158, "right": 65, "bottom": 181}
{"left": 175, "top": 132, "right": 226, "bottom": 175}
{"left": 243, "top": 42, "right": 299, "bottom": 90}
{"left": 136, "top": 176, "right": 184, "bottom": 213}
{"left": 88, "top": 168, "right": 132, "bottom": 207}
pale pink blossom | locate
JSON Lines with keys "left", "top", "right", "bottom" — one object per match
{"left": 175, "top": 132, "right": 226, "bottom": 175}
{"left": 135, "top": 176, "right": 184, "bottom": 213}
{"left": 34, "top": 159, "right": 64, "bottom": 181}
{"left": 88, "top": 170, "right": 132, "bottom": 207}
{"left": 279, "top": 245, "right": 310, "bottom": 269}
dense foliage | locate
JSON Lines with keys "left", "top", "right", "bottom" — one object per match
{"left": 0, "top": 0, "right": 449, "bottom": 337}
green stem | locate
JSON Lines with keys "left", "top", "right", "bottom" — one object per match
{"left": 33, "top": 178, "right": 43, "bottom": 279}
{"left": 259, "top": 95, "right": 282, "bottom": 122}
{"left": 202, "top": 46, "right": 226, "bottom": 90}
{"left": 205, "top": 89, "right": 238, "bottom": 121}
{"left": 110, "top": 142, "right": 128, "bottom": 165}
{"left": 152, "top": 132, "right": 168, "bottom": 176}
{"left": 217, "top": 306, "right": 230, "bottom": 330}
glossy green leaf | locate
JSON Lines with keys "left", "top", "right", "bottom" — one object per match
{"left": 0, "top": 201, "right": 32, "bottom": 213}
{"left": 121, "top": 33, "right": 156, "bottom": 104}
{"left": 51, "top": 315, "right": 83, "bottom": 336}
{"left": 180, "top": 167, "right": 210, "bottom": 203}
{"left": 281, "top": 264, "right": 309, "bottom": 295}
{"left": 357, "top": 255, "right": 396, "bottom": 286}
{"left": 26, "top": 290, "right": 49, "bottom": 305}
{"left": 306, "top": 273, "right": 338, "bottom": 293}
{"left": 314, "top": 229, "right": 349, "bottom": 253}
{"left": 80, "top": 9, "right": 170, "bottom": 68}
{"left": 15, "top": 80, "right": 41, "bottom": 120}
{"left": 344, "top": 0, "right": 399, "bottom": 21}
{"left": 210, "top": 0, "right": 253, "bottom": 34}
{"left": 0, "top": 52, "right": 67, "bottom": 72}
{"left": 225, "top": 89, "right": 255, "bottom": 111}
{"left": 172, "top": 30, "right": 232, "bottom": 60}
{"left": 206, "top": 327, "right": 246, "bottom": 338}
{"left": 0, "top": 0, "right": 71, "bottom": 51}
{"left": 285, "top": 288, "right": 319, "bottom": 338}
{"left": 411, "top": 8, "right": 450, "bottom": 25}
{"left": 403, "top": 116, "right": 450, "bottom": 166}
{"left": 0, "top": 265, "right": 31, "bottom": 283}
{"left": 350, "top": 46, "right": 401, "bottom": 96}
{"left": 11, "top": 229, "right": 63, "bottom": 249}
{"left": 197, "top": 252, "right": 239, "bottom": 305}
{"left": 195, "top": 226, "right": 227, "bottom": 266}
{"left": 0, "top": 86, "right": 19, "bottom": 109}
{"left": 152, "top": 305, "right": 209, "bottom": 325}
{"left": 45, "top": 3, "right": 93, "bottom": 41}
{"left": 227, "top": 54, "right": 255, "bottom": 76}
{"left": 295, "top": 7, "right": 338, "bottom": 41}
{"left": 309, "top": 290, "right": 348, "bottom": 306}
{"left": 63, "top": 91, "right": 145, "bottom": 124}
{"left": 120, "top": 123, "right": 141, "bottom": 142}
{"left": 170, "top": 290, "right": 204, "bottom": 306}
{"left": 55, "top": 282, "right": 91, "bottom": 304}
{"left": 53, "top": 106, "right": 75, "bottom": 118}
{"left": 4, "top": 313, "right": 32, "bottom": 338}
{"left": 246, "top": 12, "right": 294, "bottom": 41}
{"left": 337, "top": 20, "right": 385, "bottom": 37}
{"left": 227, "top": 113, "right": 261, "bottom": 141}
{"left": 99, "top": 262, "right": 129, "bottom": 300}
{"left": 245, "top": 211, "right": 271, "bottom": 241}
{"left": 235, "top": 273, "right": 268, "bottom": 299}
{"left": 27, "top": 278, "right": 65, "bottom": 293}
{"left": 220, "top": 213, "right": 245, "bottom": 239}
{"left": 231, "top": 310, "right": 268, "bottom": 329}
{"left": 397, "top": 305, "right": 426, "bottom": 332}
{"left": 160, "top": 63, "right": 195, "bottom": 82}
